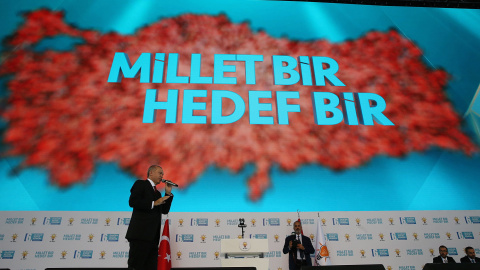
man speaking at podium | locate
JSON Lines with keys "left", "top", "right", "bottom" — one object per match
{"left": 126, "top": 165, "right": 174, "bottom": 270}
{"left": 283, "top": 221, "right": 315, "bottom": 270}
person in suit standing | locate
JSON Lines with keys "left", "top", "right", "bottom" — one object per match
{"left": 283, "top": 221, "right": 315, "bottom": 270}
{"left": 460, "top": 246, "right": 480, "bottom": 263}
{"left": 126, "top": 165, "right": 174, "bottom": 270}
{"left": 433, "top": 245, "right": 456, "bottom": 263}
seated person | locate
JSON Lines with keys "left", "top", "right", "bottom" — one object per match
{"left": 433, "top": 245, "right": 456, "bottom": 263}
{"left": 460, "top": 246, "right": 480, "bottom": 263}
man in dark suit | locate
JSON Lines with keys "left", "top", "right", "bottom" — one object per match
{"left": 126, "top": 165, "right": 174, "bottom": 270}
{"left": 460, "top": 246, "right": 480, "bottom": 263}
{"left": 283, "top": 221, "right": 315, "bottom": 270}
{"left": 433, "top": 245, "right": 456, "bottom": 263}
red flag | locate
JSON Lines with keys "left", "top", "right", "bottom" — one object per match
{"left": 158, "top": 219, "right": 171, "bottom": 270}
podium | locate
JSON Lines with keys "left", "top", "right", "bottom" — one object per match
{"left": 220, "top": 239, "right": 269, "bottom": 270}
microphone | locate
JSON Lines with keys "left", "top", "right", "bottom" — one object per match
{"left": 161, "top": 179, "right": 179, "bottom": 187}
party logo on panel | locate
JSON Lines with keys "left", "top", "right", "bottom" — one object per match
{"left": 200, "top": 234, "right": 207, "bottom": 243}
{"left": 215, "top": 219, "right": 221, "bottom": 227}
{"left": 87, "top": 234, "right": 95, "bottom": 242}
{"left": 326, "top": 233, "right": 338, "bottom": 241}
{"left": 30, "top": 217, "right": 37, "bottom": 226}
{"left": 214, "top": 251, "right": 220, "bottom": 260}
{"left": 356, "top": 234, "right": 372, "bottom": 240}
{"left": 251, "top": 219, "right": 256, "bottom": 227}
{"left": 406, "top": 249, "right": 423, "bottom": 256}
{"left": 263, "top": 218, "right": 280, "bottom": 226}
{"left": 388, "top": 218, "right": 395, "bottom": 225}
{"left": 457, "top": 232, "right": 474, "bottom": 240}
{"left": 100, "top": 234, "right": 119, "bottom": 242}
{"left": 99, "top": 251, "right": 106, "bottom": 259}
{"left": 465, "top": 216, "right": 480, "bottom": 224}
{"left": 321, "top": 218, "right": 327, "bottom": 226}
{"left": 421, "top": 217, "right": 428, "bottom": 225}
{"left": 400, "top": 217, "right": 416, "bottom": 225}
{"left": 176, "top": 234, "right": 194, "bottom": 242}
{"left": 429, "top": 248, "right": 435, "bottom": 256}
{"left": 412, "top": 232, "right": 419, "bottom": 241}
{"left": 178, "top": 218, "right": 184, "bottom": 227}
{"left": 287, "top": 218, "right": 292, "bottom": 226}
{"left": 11, "top": 233, "right": 18, "bottom": 242}
{"left": 43, "top": 217, "right": 62, "bottom": 225}
{"left": 344, "top": 234, "right": 351, "bottom": 242}
{"left": 274, "top": 234, "right": 280, "bottom": 242}
{"left": 176, "top": 251, "right": 182, "bottom": 260}
{"left": 24, "top": 233, "right": 44, "bottom": 242}
{"left": 333, "top": 218, "right": 349, "bottom": 226}
{"left": 336, "top": 250, "right": 353, "bottom": 257}
{"left": 5, "top": 218, "right": 24, "bottom": 224}
{"left": 117, "top": 218, "right": 130, "bottom": 225}
{"left": 386, "top": 266, "right": 392, "bottom": 270}
{"left": 447, "top": 248, "right": 458, "bottom": 256}
{"left": 189, "top": 252, "right": 207, "bottom": 259}
{"left": 378, "top": 233, "right": 385, "bottom": 241}
{"left": 0, "top": 250, "right": 15, "bottom": 259}
{"left": 35, "top": 251, "right": 54, "bottom": 258}
{"left": 68, "top": 217, "right": 75, "bottom": 226}
{"left": 371, "top": 249, "right": 389, "bottom": 257}
{"left": 355, "top": 218, "right": 361, "bottom": 226}
{"left": 309, "top": 234, "right": 315, "bottom": 242}
{"left": 454, "top": 217, "right": 460, "bottom": 224}
{"left": 191, "top": 218, "right": 209, "bottom": 226}
{"left": 74, "top": 250, "right": 93, "bottom": 259}
{"left": 394, "top": 249, "right": 401, "bottom": 257}
{"left": 424, "top": 233, "right": 440, "bottom": 240}
{"left": 21, "top": 251, "right": 28, "bottom": 260}
{"left": 105, "top": 218, "right": 111, "bottom": 226}
{"left": 61, "top": 250, "right": 68, "bottom": 259}
{"left": 446, "top": 232, "right": 452, "bottom": 240}
{"left": 360, "top": 249, "right": 366, "bottom": 258}
{"left": 80, "top": 218, "right": 98, "bottom": 225}
{"left": 390, "top": 232, "right": 407, "bottom": 240}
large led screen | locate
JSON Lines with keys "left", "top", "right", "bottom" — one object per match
{"left": 1, "top": 0, "right": 479, "bottom": 212}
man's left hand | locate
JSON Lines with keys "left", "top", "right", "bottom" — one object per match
{"left": 297, "top": 243, "right": 305, "bottom": 250}
{"left": 165, "top": 183, "right": 173, "bottom": 194}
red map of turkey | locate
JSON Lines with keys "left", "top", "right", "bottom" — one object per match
{"left": 0, "top": 10, "right": 476, "bottom": 200}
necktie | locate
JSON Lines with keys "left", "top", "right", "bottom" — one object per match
{"left": 153, "top": 185, "right": 157, "bottom": 192}
{"left": 472, "top": 258, "right": 475, "bottom": 263}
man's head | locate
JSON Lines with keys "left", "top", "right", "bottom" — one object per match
{"left": 147, "top": 165, "right": 163, "bottom": 185}
{"left": 439, "top": 245, "right": 448, "bottom": 258}
{"left": 465, "top": 246, "right": 476, "bottom": 259}
{"left": 293, "top": 221, "right": 302, "bottom": 235}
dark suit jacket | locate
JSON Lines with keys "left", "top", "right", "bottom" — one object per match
{"left": 125, "top": 180, "right": 173, "bottom": 244}
{"left": 283, "top": 234, "right": 315, "bottom": 270}
{"left": 433, "top": 255, "right": 456, "bottom": 263}
{"left": 460, "top": 256, "right": 480, "bottom": 263}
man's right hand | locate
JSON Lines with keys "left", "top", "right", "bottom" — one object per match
{"left": 154, "top": 196, "right": 171, "bottom": 206}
